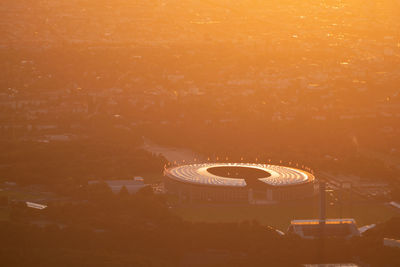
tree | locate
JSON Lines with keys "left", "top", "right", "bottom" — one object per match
{"left": 136, "top": 185, "right": 153, "bottom": 197}
{"left": 119, "top": 185, "right": 130, "bottom": 198}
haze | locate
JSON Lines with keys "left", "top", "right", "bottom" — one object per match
{"left": 0, "top": 1, "right": 399, "bottom": 266}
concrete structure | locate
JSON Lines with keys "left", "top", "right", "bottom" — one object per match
{"left": 287, "top": 182, "right": 362, "bottom": 239}
{"left": 89, "top": 179, "right": 148, "bottom": 194}
{"left": 383, "top": 238, "right": 400, "bottom": 249}
{"left": 302, "top": 264, "right": 359, "bottom": 267}
{"left": 164, "top": 163, "right": 316, "bottom": 203}
{"left": 26, "top": 202, "right": 47, "bottom": 210}
{"left": 287, "top": 219, "right": 360, "bottom": 239}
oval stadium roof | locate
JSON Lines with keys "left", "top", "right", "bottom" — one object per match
{"left": 165, "top": 163, "right": 314, "bottom": 187}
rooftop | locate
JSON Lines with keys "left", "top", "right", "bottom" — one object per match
{"left": 165, "top": 163, "right": 314, "bottom": 187}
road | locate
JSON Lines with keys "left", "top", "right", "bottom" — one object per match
{"left": 142, "top": 137, "right": 205, "bottom": 164}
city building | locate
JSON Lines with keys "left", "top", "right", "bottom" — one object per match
{"left": 89, "top": 178, "right": 148, "bottom": 194}
{"left": 287, "top": 219, "right": 361, "bottom": 239}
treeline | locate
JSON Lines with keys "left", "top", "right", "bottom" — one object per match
{"left": 2, "top": 190, "right": 400, "bottom": 266}
{"left": 0, "top": 137, "right": 166, "bottom": 185}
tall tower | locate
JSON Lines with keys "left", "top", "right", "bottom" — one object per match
{"left": 319, "top": 181, "right": 326, "bottom": 224}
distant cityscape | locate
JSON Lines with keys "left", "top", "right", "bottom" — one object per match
{"left": 0, "top": 0, "right": 399, "bottom": 266}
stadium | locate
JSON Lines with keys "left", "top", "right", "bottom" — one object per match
{"left": 164, "top": 163, "right": 317, "bottom": 204}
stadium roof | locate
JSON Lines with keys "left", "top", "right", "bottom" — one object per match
{"left": 165, "top": 163, "right": 314, "bottom": 187}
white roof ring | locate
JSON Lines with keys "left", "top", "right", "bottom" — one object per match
{"left": 165, "top": 163, "right": 314, "bottom": 187}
